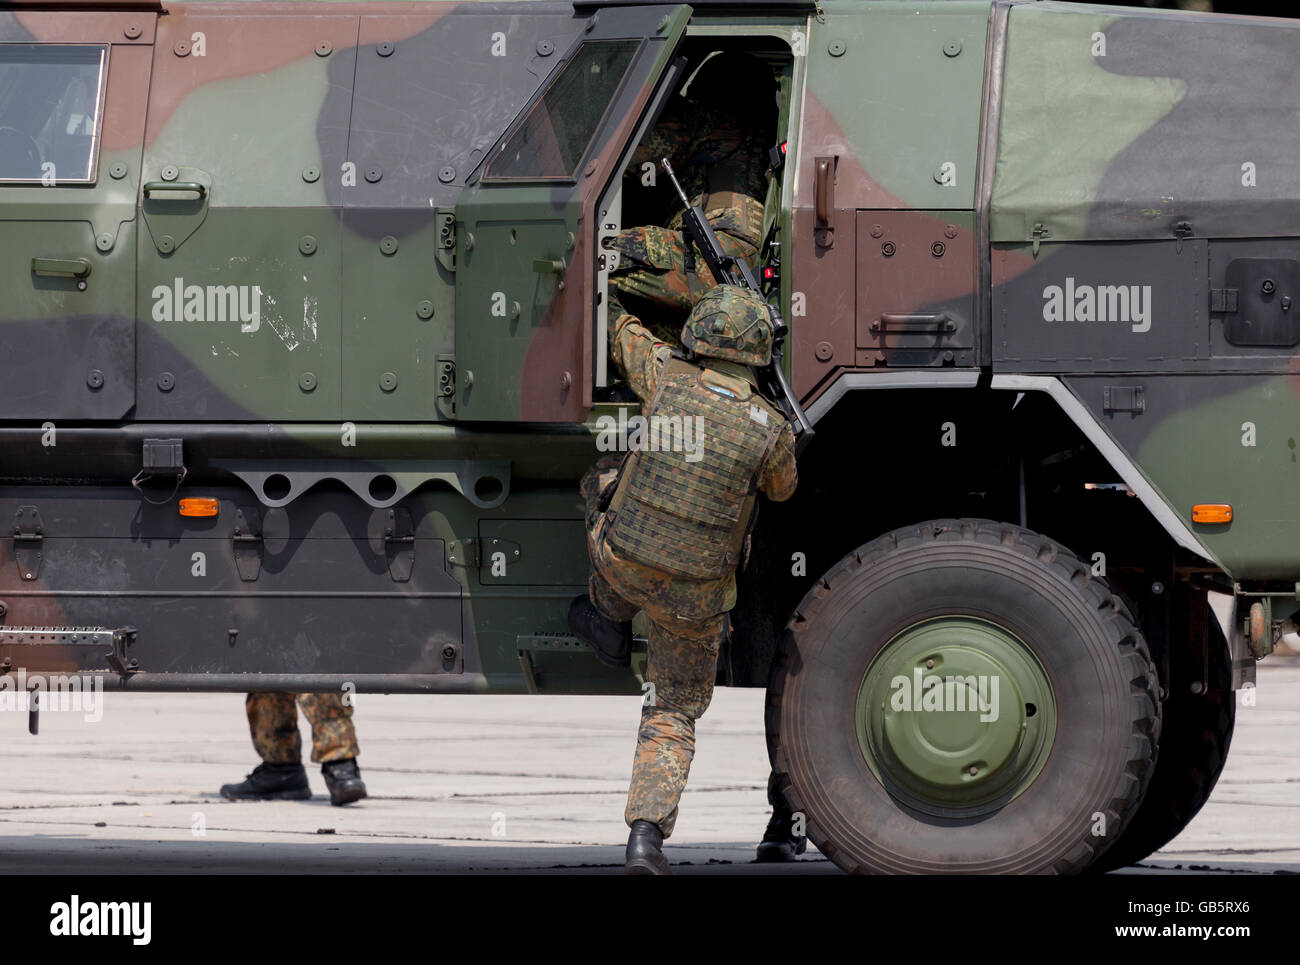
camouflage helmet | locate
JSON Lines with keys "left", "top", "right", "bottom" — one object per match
{"left": 681, "top": 285, "right": 774, "bottom": 366}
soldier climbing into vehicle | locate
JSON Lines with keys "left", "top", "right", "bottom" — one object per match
{"left": 607, "top": 50, "right": 779, "bottom": 345}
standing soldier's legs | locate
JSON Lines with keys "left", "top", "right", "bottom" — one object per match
{"left": 624, "top": 613, "right": 727, "bottom": 837}
{"left": 218, "top": 692, "right": 311, "bottom": 801}
{"left": 298, "top": 691, "right": 367, "bottom": 806}
{"left": 296, "top": 691, "right": 359, "bottom": 764}
{"left": 756, "top": 770, "right": 808, "bottom": 863}
{"left": 246, "top": 691, "right": 302, "bottom": 764}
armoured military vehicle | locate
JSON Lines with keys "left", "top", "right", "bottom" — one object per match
{"left": 1, "top": 0, "right": 1294, "bottom": 873}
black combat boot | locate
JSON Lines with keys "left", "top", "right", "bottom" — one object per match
{"left": 219, "top": 762, "right": 311, "bottom": 801}
{"left": 625, "top": 819, "right": 672, "bottom": 875}
{"left": 322, "top": 758, "right": 368, "bottom": 806}
{"left": 568, "top": 595, "right": 633, "bottom": 668}
{"left": 755, "top": 806, "right": 808, "bottom": 862}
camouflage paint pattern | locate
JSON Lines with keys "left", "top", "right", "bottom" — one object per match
{"left": 1, "top": 0, "right": 1298, "bottom": 704}
{"left": 246, "top": 690, "right": 359, "bottom": 764}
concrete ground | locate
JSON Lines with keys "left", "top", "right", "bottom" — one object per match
{"left": 0, "top": 658, "right": 1296, "bottom": 875}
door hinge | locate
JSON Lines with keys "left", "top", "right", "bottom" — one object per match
{"left": 1210, "top": 288, "right": 1239, "bottom": 313}
{"left": 12, "top": 506, "right": 43, "bottom": 581}
{"left": 436, "top": 212, "right": 457, "bottom": 272}
{"left": 1103, "top": 385, "right": 1146, "bottom": 414}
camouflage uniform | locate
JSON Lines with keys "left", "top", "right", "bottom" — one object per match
{"left": 244, "top": 691, "right": 359, "bottom": 765}
{"left": 590, "top": 290, "right": 797, "bottom": 837}
{"left": 611, "top": 94, "right": 773, "bottom": 342}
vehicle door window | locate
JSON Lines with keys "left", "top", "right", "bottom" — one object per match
{"left": 485, "top": 39, "right": 641, "bottom": 181}
{"left": 0, "top": 43, "right": 108, "bottom": 183}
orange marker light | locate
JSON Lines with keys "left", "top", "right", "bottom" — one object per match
{"left": 1191, "top": 504, "right": 1232, "bottom": 524}
{"left": 179, "top": 498, "right": 219, "bottom": 518}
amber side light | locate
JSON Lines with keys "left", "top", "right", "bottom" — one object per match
{"left": 1191, "top": 504, "right": 1232, "bottom": 524}
{"left": 179, "top": 498, "right": 219, "bottom": 518}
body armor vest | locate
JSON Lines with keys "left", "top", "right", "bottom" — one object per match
{"left": 605, "top": 357, "right": 784, "bottom": 581}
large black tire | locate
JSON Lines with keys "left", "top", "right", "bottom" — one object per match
{"left": 1091, "top": 618, "right": 1235, "bottom": 871}
{"left": 766, "top": 519, "right": 1161, "bottom": 874}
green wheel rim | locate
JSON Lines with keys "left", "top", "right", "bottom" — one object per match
{"left": 855, "top": 616, "right": 1058, "bottom": 817}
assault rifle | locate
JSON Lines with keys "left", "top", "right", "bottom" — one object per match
{"left": 661, "top": 159, "right": 814, "bottom": 452}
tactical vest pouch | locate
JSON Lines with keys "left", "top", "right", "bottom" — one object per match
{"left": 605, "top": 358, "right": 780, "bottom": 581}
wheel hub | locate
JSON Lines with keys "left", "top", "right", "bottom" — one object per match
{"left": 856, "top": 617, "right": 1057, "bottom": 817}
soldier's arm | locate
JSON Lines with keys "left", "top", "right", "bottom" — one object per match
{"left": 609, "top": 301, "right": 671, "bottom": 402}
{"left": 758, "top": 423, "right": 798, "bottom": 502}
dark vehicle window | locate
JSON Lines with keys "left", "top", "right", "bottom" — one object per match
{"left": 0, "top": 44, "right": 108, "bottom": 183}
{"left": 485, "top": 40, "right": 640, "bottom": 180}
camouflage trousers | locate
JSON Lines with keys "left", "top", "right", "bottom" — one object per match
{"left": 245, "top": 691, "right": 359, "bottom": 765}
{"left": 589, "top": 552, "right": 727, "bottom": 838}
{"left": 582, "top": 462, "right": 729, "bottom": 838}
{"left": 611, "top": 195, "right": 763, "bottom": 344}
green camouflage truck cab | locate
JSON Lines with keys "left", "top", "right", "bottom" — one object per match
{"left": 0, "top": 0, "right": 1294, "bottom": 873}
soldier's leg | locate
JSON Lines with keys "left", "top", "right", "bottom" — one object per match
{"left": 296, "top": 691, "right": 359, "bottom": 764}
{"left": 297, "top": 691, "right": 367, "bottom": 806}
{"left": 219, "top": 693, "right": 311, "bottom": 800}
{"left": 624, "top": 612, "right": 727, "bottom": 838}
{"left": 570, "top": 547, "right": 638, "bottom": 668}
{"left": 246, "top": 691, "right": 302, "bottom": 764}
{"left": 756, "top": 770, "right": 808, "bottom": 863}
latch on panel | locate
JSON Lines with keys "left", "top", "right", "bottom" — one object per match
{"left": 232, "top": 506, "right": 263, "bottom": 582}
{"left": 446, "top": 537, "right": 521, "bottom": 568}
{"left": 367, "top": 507, "right": 415, "bottom": 581}
{"left": 11, "top": 506, "right": 43, "bottom": 581}
{"left": 384, "top": 508, "right": 415, "bottom": 583}
{"left": 132, "top": 437, "right": 187, "bottom": 505}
